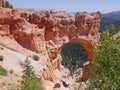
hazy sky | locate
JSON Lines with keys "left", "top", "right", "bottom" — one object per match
{"left": 8, "top": 0, "right": 120, "bottom": 13}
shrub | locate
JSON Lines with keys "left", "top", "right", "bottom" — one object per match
{"left": 33, "top": 55, "right": 39, "bottom": 61}
{"left": 0, "top": 55, "right": 4, "bottom": 61}
{"left": 20, "top": 57, "right": 44, "bottom": 90}
{"left": 0, "top": 65, "right": 7, "bottom": 76}
{"left": 8, "top": 85, "right": 20, "bottom": 90}
{"left": 53, "top": 83, "right": 61, "bottom": 88}
{"left": 9, "top": 69, "right": 14, "bottom": 74}
{"left": 89, "top": 30, "right": 120, "bottom": 89}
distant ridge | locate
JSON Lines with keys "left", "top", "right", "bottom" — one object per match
{"left": 102, "top": 11, "right": 120, "bottom": 19}
{"left": 100, "top": 11, "right": 120, "bottom": 31}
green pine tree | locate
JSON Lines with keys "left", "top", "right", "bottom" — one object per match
{"left": 20, "top": 57, "right": 44, "bottom": 90}
{"left": 10, "top": 4, "right": 13, "bottom": 9}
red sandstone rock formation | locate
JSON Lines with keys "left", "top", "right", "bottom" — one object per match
{"left": 0, "top": 7, "right": 101, "bottom": 82}
{"left": 0, "top": 0, "right": 7, "bottom": 6}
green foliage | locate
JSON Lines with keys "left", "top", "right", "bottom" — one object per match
{"left": 20, "top": 57, "right": 44, "bottom": 90}
{"left": 105, "top": 24, "right": 120, "bottom": 35}
{"left": 61, "top": 42, "right": 88, "bottom": 75}
{"left": 2, "top": 1, "right": 13, "bottom": 9}
{"left": 53, "top": 83, "right": 61, "bottom": 88}
{"left": 8, "top": 85, "right": 20, "bottom": 90}
{"left": 33, "top": 55, "right": 39, "bottom": 61}
{"left": 0, "top": 65, "right": 7, "bottom": 76}
{"left": 0, "top": 55, "right": 4, "bottom": 61}
{"left": 89, "top": 30, "right": 120, "bottom": 90}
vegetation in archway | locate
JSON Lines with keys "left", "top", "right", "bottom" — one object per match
{"left": 61, "top": 42, "right": 88, "bottom": 75}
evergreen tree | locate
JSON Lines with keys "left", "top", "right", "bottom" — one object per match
{"left": 20, "top": 57, "right": 44, "bottom": 90}
{"left": 10, "top": 4, "right": 13, "bottom": 9}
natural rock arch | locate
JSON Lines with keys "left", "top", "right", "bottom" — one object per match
{"left": 60, "top": 38, "right": 93, "bottom": 82}
{"left": 70, "top": 39, "right": 93, "bottom": 60}
{"left": 0, "top": 8, "right": 100, "bottom": 83}
{"left": 70, "top": 39, "right": 93, "bottom": 82}
{"left": 61, "top": 42, "right": 89, "bottom": 76}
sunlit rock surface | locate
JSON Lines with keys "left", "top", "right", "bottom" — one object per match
{"left": 0, "top": 7, "right": 101, "bottom": 87}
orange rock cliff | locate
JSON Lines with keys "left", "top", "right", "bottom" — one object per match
{"left": 0, "top": 7, "right": 101, "bottom": 83}
{"left": 0, "top": 0, "right": 7, "bottom": 6}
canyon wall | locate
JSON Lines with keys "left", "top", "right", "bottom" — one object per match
{"left": 0, "top": 7, "right": 101, "bottom": 82}
{"left": 0, "top": 0, "right": 7, "bottom": 6}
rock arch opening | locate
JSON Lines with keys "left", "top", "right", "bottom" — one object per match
{"left": 61, "top": 42, "right": 88, "bottom": 75}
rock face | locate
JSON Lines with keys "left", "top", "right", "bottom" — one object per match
{"left": 0, "top": 7, "right": 101, "bottom": 83}
{"left": 0, "top": 0, "right": 7, "bottom": 6}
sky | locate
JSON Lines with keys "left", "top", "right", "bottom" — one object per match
{"left": 8, "top": 0, "right": 120, "bottom": 13}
